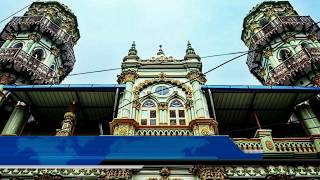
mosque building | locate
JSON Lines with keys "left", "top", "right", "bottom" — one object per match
{"left": 0, "top": 1, "right": 320, "bottom": 179}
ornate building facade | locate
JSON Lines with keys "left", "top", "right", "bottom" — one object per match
{"left": 1, "top": 1, "right": 320, "bottom": 180}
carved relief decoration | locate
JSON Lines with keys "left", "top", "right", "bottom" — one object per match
{"left": 6, "top": 33, "right": 16, "bottom": 41}
{"left": 133, "top": 79, "right": 193, "bottom": 104}
{"left": 99, "top": 169, "right": 133, "bottom": 180}
{"left": 34, "top": 173, "right": 63, "bottom": 180}
{"left": 117, "top": 70, "right": 138, "bottom": 84}
{"left": 28, "top": 32, "right": 42, "bottom": 42}
{"left": 313, "top": 73, "right": 320, "bottom": 86}
{"left": 56, "top": 112, "right": 76, "bottom": 136}
{"left": 158, "top": 102, "right": 168, "bottom": 110}
{"left": 186, "top": 70, "right": 207, "bottom": 84}
{"left": 0, "top": 73, "right": 16, "bottom": 84}
{"left": 192, "top": 166, "right": 225, "bottom": 180}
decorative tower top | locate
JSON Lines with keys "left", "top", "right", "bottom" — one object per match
{"left": 157, "top": 45, "right": 165, "bottom": 56}
{"left": 241, "top": 1, "right": 320, "bottom": 86}
{"left": 123, "top": 41, "right": 139, "bottom": 61}
{"left": 128, "top": 41, "right": 137, "bottom": 56}
{"left": 184, "top": 41, "right": 200, "bottom": 60}
{"left": 0, "top": 1, "right": 80, "bottom": 85}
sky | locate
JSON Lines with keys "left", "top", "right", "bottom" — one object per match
{"left": 1, "top": 0, "right": 320, "bottom": 85}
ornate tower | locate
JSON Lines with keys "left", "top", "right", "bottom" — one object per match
{"left": 110, "top": 42, "right": 218, "bottom": 136}
{"left": 242, "top": 1, "right": 320, "bottom": 86}
{"left": 0, "top": 1, "right": 79, "bottom": 85}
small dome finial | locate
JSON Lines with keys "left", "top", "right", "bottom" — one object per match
{"left": 157, "top": 45, "right": 165, "bottom": 56}
{"left": 186, "top": 40, "right": 196, "bottom": 55}
{"left": 128, "top": 41, "right": 137, "bottom": 56}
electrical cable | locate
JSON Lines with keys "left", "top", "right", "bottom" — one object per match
{"left": 0, "top": 1, "right": 38, "bottom": 24}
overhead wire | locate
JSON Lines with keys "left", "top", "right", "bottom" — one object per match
{"left": 0, "top": 1, "right": 37, "bottom": 24}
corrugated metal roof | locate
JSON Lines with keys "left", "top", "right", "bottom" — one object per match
{"left": 202, "top": 85, "right": 320, "bottom": 133}
{"left": 3, "top": 84, "right": 125, "bottom": 133}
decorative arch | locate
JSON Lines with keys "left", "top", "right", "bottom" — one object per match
{"left": 133, "top": 78, "right": 192, "bottom": 103}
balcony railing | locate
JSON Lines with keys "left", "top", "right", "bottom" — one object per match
{"left": 234, "top": 137, "right": 317, "bottom": 154}
{"left": 265, "top": 47, "right": 320, "bottom": 85}
{"left": 135, "top": 126, "right": 193, "bottom": 136}
{"left": 0, "top": 48, "right": 59, "bottom": 84}
{"left": 0, "top": 16, "right": 76, "bottom": 65}
{"left": 273, "top": 138, "right": 317, "bottom": 153}
{"left": 7, "top": 16, "right": 72, "bottom": 45}
{"left": 247, "top": 16, "right": 316, "bottom": 68}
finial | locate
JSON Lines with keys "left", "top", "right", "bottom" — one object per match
{"left": 157, "top": 45, "right": 165, "bottom": 56}
{"left": 186, "top": 40, "right": 196, "bottom": 55}
{"left": 128, "top": 41, "right": 137, "bottom": 56}
{"left": 184, "top": 40, "right": 200, "bottom": 60}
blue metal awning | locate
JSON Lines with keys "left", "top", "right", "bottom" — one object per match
{"left": 0, "top": 136, "right": 262, "bottom": 165}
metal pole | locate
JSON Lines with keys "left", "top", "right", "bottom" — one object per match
{"left": 112, "top": 88, "right": 119, "bottom": 119}
{"left": 208, "top": 89, "right": 217, "bottom": 120}
{"left": 253, "top": 111, "right": 262, "bottom": 129}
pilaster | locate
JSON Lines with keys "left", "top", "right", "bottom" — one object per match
{"left": 109, "top": 118, "right": 139, "bottom": 136}
{"left": 254, "top": 129, "right": 277, "bottom": 154}
{"left": 1, "top": 33, "right": 15, "bottom": 48}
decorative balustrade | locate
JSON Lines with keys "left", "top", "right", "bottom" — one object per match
{"left": 233, "top": 138, "right": 263, "bottom": 153}
{"left": 234, "top": 137, "right": 317, "bottom": 154}
{"left": 273, "top": 138, "right": 317, "bottom": 153}
{"left": 247, "top": 16, "right": 315, "bottom": 68}
{"left": 0, "top": 48, "right": 59, "bottom": 84}
{"left": 265, "top": 47, "right": 320, "bottom": 85}
{"left": 135, "top": 127, "right": 193, "bottom": 136}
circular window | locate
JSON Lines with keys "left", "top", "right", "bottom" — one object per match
{"left": 155, "top": 86, "right": 169, "bottom": 95}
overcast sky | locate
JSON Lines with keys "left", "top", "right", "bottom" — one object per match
{"left": 1, "top": 0, "right": 320, "bottom": 85}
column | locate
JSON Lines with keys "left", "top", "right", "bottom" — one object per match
{"left": 1, "top": 101, "right": 27, "bottom": 135}
{"left": 0, "top": 90, "right": 10, "bottom": 110}
{"left": 158, "top": 102, "right": 168, "bottom": 125}
{"left": 296, "top": 103, "right": 320, "bottom": 135}
{"left": 117, "top": 70, "right": 138, "bottom": 118}
{"left": 187, "top": 70, "right": 208, "bottom": 119}
{"left": 56, "top": 112, "right": 76, "bottom": 136}
{"left": 56, "top": 102, "right": 77, "bottom": 136}
{"left": 1, "top": 33, "right": 15, "bottom": 48}
{"left": 122, "top": 81, "right": 134, "bottom": 118}
{"left": 296, "top": 103, "right": 320, "bottom": 153}
{"left": 23, "top": 33, "right": 41, "bottom": 53}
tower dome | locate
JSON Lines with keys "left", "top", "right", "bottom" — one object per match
{"left": 0, "top": 1, "right": 80, "bottom": 85}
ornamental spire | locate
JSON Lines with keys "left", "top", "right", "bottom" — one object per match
{"left": 157, "top": 45, "right": 165, "bottom": 56}
{"left": 128, "top": 41, "right": 137, "bottom": 56}
{"left": 186, "top": 41, "right": 196, "bottom": 55}
{"left": 184, "top": 41, "right": 200, "bottom": 60}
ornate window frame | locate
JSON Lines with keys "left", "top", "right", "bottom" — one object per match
{"left": 168, "top": 99, "right": 187, "bottom": 126}
{"left": 140, "top": 99, "right": 158, "bottom": 126}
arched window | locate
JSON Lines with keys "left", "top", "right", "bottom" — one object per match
{"left": 169, "top": 99, "right": 186, "bottom": 125}
{"left": 32, "top": 48, "right": 45, "bottom": 61}
{"left": 140, "top": 99, "right": 157, "bottom": 126}
{"left": 259, "top": 18, "right": 268, "bottom": 28}
{"left": 12, "top": 42, "right": 23, "bottom": 49}
{"left": 278, "top": 49, "right": 292, "bottom": 62}
{"left": 301, "top": 42, "right": 311, "bottom": 49}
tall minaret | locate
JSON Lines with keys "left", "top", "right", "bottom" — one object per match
{"left": 242, "top": 1, "right": 320, "bottom": 86}
{"left": 0, "top": 1, "right": 80, "bottom": 85}
{"left": 242, "top": 1, "right": 320, "bottom": 145}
